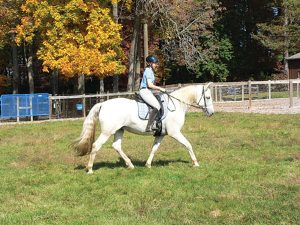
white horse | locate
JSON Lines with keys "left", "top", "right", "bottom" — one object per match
{"left": 73, "top": 83, "right": 214, "bottom": 173}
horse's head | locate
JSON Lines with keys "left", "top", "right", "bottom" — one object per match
{"left": 197, "top": 82, "right": 214, "bottom": 116}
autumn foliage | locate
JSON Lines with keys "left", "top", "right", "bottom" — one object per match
{"left": 17, "top": 0, "right": 125, "bottom": 77}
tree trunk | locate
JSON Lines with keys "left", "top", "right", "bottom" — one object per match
{"left": 78, "top": 74, "right": 85, "bottom": 94}
{"left": 143, "top": 21, "right": 149, "bottom": 67}
{"left": 11, "top": 33, "right": 19, "bottom": 94}
{"left": 26, "top": 45, "right": 34, "bottom": 94}
{"left": 51, "top": 70, "right": 59, "bottom": 95}
{"left": 112, "top": 2, "right": 119, "bottom": 92}
{"left": 127, "top": 12, "right": 141, "bottom": 91}
{"left": 99, "top": 78, "right": 104, "bottom": 93}
{"left": 134, "top": 36, "right": 141, "bottom": 91}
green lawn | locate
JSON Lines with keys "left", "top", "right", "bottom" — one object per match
{"left": 0, "top": 112, "right": 299, "bottom": 224}
{"left": 222, "top": 91, "right": 294, "bottom": 101}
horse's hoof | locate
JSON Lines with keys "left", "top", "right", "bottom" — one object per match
{"left": 193, "top": 161, "right": 200, "bottom": 167}
{"left": 87, "top": 169, "right": 93, "bottom": 174}
{"left": 128, "top": 164, "right": 135, "bottom": 169}
{"left": 145, "top": 163, "right": 151, "bottom": 168}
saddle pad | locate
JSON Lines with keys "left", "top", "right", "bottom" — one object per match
{"left": 137, "top": 94, "right": 168, "bottom": 120}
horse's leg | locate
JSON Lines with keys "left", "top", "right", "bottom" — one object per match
{"left": 145, "top": 136, "right": 164, "bottom": 168}
{"left": 87, "top": 133, "right": 110, "bottom": 174}
{"left": 169, "top": 132, "right": 200, "bottom": 167}
{"left": 112, "top": 129, "right": 134, "bottom": 169}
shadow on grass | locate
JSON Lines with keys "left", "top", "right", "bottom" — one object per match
{"left": 74, "top": 158, "right": 189, "bottom": 171}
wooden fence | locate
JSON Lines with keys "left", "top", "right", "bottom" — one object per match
{"left": 1, "top": 79, "right": 298, "bottom": 122}
{"left": 48, "top": 79, "right": 300, "bottom": 119}
{"left": 210, "top": 79, "right": 300, "bottom": 109}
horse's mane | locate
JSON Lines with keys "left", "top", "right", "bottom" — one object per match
{"left": 170, "top": 85, "right": 198, "bottom": 104}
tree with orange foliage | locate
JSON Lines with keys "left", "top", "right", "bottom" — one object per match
{"left": 17, "top": 0, "right": 125, "bottom": 93}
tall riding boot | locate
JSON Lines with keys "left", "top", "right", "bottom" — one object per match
{"left": 146, "top": 108, "right": 159, "bottom": 132}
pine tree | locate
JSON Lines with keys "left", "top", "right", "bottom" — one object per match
{"left": 254, "top": 0, "right": 300, "bottom": 76}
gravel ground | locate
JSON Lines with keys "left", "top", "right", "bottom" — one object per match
{"left": 214, "top": 98, "right": 300, "bottom": 114}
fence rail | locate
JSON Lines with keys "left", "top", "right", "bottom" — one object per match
{"left": 210, "top": 79, "right": 300, "bottom": 107}
{"left": 1, "top": 79, "right": 299, "bottom": 122}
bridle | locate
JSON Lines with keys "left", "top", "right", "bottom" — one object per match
{"left": 164, "top": 86, "right": 210, "bottom": 114}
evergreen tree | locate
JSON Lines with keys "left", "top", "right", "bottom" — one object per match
{"left": 254, "top": 0, "right": 300, "bottom": 77}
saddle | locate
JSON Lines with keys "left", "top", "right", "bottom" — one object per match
{"left": 134, "top": 92, "right": 169, "bottom": 136}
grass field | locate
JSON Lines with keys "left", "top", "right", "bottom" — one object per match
{"left": 221, "top": 91, "right": 295, "bottom": 101}
{"left": 0, "top": 112, "right": 299, "bottom": 224}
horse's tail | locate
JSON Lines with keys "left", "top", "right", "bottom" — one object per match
{"left": 72, "top": 103, "right": 102, "bottom": 156}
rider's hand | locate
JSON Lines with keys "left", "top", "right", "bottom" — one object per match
{"left": 160, "top": 88, "right": 166, "bottom": 92}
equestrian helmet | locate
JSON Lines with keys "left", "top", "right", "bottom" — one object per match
{"left": 146, "top": 55, "right": 159, "bottom": 63}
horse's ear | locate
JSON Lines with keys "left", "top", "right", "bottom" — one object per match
{"left": 205, "top": 82, "right": 213, "bottom": 89}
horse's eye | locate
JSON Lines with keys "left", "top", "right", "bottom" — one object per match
{"left": 206, "top": 96, "right": 211, "bottom": 100}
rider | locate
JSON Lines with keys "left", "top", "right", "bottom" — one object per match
{"left": 139, "top": 55, "right": 165, "bottom": 132}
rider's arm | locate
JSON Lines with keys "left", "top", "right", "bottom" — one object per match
{"left": 147, "top": 79, "right": 165, "bottom": 92}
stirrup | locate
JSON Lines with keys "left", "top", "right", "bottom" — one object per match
{"left": 145, "top": 121, "right": 158, "bottom": 132}
{"left": 151, "top": 121, "right": 159, "bottom": 131}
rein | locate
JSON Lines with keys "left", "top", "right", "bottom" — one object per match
{"left": 164, "top": 87, "right": 208, "bottom": 111}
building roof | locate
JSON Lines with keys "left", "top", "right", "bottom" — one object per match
{"left": 287, "top": 53, "right": 300, "bottom": 60}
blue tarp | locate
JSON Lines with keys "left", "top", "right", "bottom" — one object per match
{"left": 0, "top": 93, "right": 49, "bottom": 118}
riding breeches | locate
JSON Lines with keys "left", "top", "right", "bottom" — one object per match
{"left": 139, "top": 88, "right": 161, "bottom": 110}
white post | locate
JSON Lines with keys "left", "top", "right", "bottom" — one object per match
{"left": 49, "top": 95, "right": 52, "bottom": 120}
{"left": 234, "top": 86, "right": 237, "bottom": 101}
{"left": 30, "top": 95, "right": 33, "bottom": 121}
{"left": 16, "top": 96, "right": 20, "bottom": 122}
{"left": 242, "top": 85, "right": 244, "bottom": 101}
{"left": 268, "top": 80, "right": 271, "bottom": 99}
{"left": 83, "top": 94, "right": 86, "bottom": 118}
{"left": 289, "top": 80, "right": 293, "bottom": 108}
{"left": 248, "top": 80, "right": 252, "bottom": 109}
{"left": 297, "top": 79, "right": 299, "bottom": 98}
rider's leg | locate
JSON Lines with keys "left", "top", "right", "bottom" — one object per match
{"left": 139, "top": 89, "right": 161, "bottom": 131}
{"left": 146, "top": 108, "right": 159, "bottom": 131}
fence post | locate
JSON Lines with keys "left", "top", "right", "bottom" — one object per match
{"left": 234, "top": 86, "right": 237, "bottom": 101}
{"left": 83, "top": 94, "right": 86, "bottom": 118}
{"left": 63, "top": 99, "right": 66, "bottom": 118}
{"left": 248, "top": 80, "right": 252, "bottom": 109}
{"left": 268, "top": 80, "right": 271, "bottom": 99}
{"left": 219, "top": 86, "right": 222, "bottom": 101}
{"left": 30, "top": 95, "right": 33, "bottom": 121}
{"left": 289, "top": 80, "right": 293, "bottom": 108}
{"left": 16, "top": 96, "right": 20, "bottom": 122}
{"left": 242, "top": 85, "right": 244, "bottom": 101}
{"left": 297, "top": 79, "right": 299, "bottom": 98}
{"left": 214, "top": 86, "right": 218, "bottom": 102}
{"left": 49, "top": 95, "right": 52, "bottom": 120}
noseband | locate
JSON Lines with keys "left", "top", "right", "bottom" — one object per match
{"left": 196, "top": 87, "right": 209, "bottom": 114}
